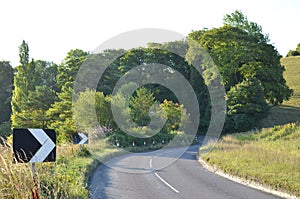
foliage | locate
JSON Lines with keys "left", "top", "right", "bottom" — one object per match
{"left": 129, "top": 87, "right": 158, "bottom": 126}
{"left": 11, "top": 41, "right": 58, "bottom": 128}
{"left": 189, "top": 11, "right": 292, "bottom": 105}
{"left": 47, "top": 83, "right": 75, "bottom": 143}
{"left": 107, "top": 86, "right": 191, "bottom": 147}
{"left": 286, "top": 43, "right": 300, "bottom": 57}
{"left": 56, "top": 49, "right": 89, "bottom": 90}
{"left": 0, "top": 121, "right": 11, "bottom": 140}
{"left": 73, "top": 89, "right": 114, "bottom": 132}
{"left": 0, "top": 61, "right": 13, "bottom": 124}
{"left": 188, "top": 11, "right": 292, "bottom": 133}
{"left": 226, "top": 78, "right": 269, "bottom": 132}
{"left": 159, "top": 99, "right": 190, "bottom": 133}
{"left": 98, "top": 46, "right": 210, "bottom": 133}
{"left": 223, "top": 10, "right": 269, "bottom": 43}
{"left": 47, "top": 49, "right": 88, "bottom": 142}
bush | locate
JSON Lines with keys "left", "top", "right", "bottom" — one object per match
{"left": 0, "top": 121, "right": 11, "bottom": 140}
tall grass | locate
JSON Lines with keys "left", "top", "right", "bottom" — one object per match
{"left": 0, "top": 142, "right": 36, "bottom": 198}
{"left": 0, "top": 141, "right": 94, "bottom": 198}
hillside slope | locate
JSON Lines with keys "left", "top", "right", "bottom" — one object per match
{"left": 200, "top": 123, "right": 300, "bottom": 198}
{"left": 262, "top": 56, "right": 300, "bottom": 127}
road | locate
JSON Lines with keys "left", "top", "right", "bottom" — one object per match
{"left": 89, "top": 144, "right": 283, "bottom": 199}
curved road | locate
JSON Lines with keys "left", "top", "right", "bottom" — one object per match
{"left": 89, "top": 144, "right": 283, "bottom": 199}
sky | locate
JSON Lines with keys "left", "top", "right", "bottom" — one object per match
{"left": 1, "top": 0, "right": 300, "bottom": 67}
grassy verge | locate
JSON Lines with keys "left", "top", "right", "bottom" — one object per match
{"left": 0, "top": 139, "right": 119, "bottom": 198}
{"left": 199, "top": 123, "right": 300, "bottom": 197}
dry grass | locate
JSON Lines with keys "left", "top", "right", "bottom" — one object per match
{"left": 0, "top": 141, "right": 95, "bottom": 198}
{"left": 200, "top": 123, "right": 300, "bottom": 197}
{"left": 0, "top": 142, "right": 36, "bottom": 198}
{"left": 282, "top": 56, "right": 300, "bottom": 107}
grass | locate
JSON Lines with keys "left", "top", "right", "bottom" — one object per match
{"left": 261, "top": 56, "right": 300, "bottom": 127}
{"left": 282, "top": 56, "right": 300, "bottom": 107}
{"left": 0, "top": 138, "right": 121, "bottom": 198}
{"left": 200, "top": 123, "right": 300, "bottom": 197}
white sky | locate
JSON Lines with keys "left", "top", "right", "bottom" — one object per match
{"left": 1, "top": 0, "right": 299, "bottom": 67}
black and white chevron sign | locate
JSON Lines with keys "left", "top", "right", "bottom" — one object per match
{"left": 13, "top": 128, "right": 56, "bottom": 163}
{"left": 72, "top": 133, "right": 88, "bottom": 145}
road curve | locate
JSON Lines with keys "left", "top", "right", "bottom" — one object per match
{"left": 89, "top": 145, "right": 283, "bottom": 199}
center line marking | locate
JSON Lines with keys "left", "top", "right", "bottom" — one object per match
{"left": 149, "top": 151, "right": 179, "bottom": 193}
{"left": 154, "top": 172, "right": 180, "bottom": 193}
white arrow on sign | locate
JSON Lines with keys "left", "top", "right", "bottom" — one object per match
{"left": 78, "top": 133, "right": 88, "bottom": 145}
{"left": 28, "top": 129, "right": 55, "bottom": 163}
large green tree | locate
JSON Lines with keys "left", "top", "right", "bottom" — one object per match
{"left": 11, "top": 41, "right": 58, "bottom": 128}
{"left": 47, "top": 49, "right": 88, "bottom": 141}
{"left": 187, "top": 11, "right": 292, "bottom": 132}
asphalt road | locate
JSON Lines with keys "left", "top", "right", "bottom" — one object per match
{"left": 89, "top": 144, "right": 283, "bottom": 199}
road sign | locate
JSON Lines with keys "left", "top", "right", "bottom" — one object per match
{"left": 13, "top": 128, "right": 56, "bottom": 163}
{"left": 78, "top": 133, "right": 88, "bottom": 145}
{"left": 73, "top": 133, "right": 88, "bottom": 145}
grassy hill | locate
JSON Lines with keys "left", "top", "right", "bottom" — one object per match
{"left": 282, "top": 56, "right": 300, "bottom": 107}
{"left": 261, "top": 56, "right": 300, "bottom": 127}
{"left": 200, "top": 123, "right": 300, "bottom": 197}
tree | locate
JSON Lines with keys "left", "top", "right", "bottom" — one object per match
{"left": 56, "top": 49, "right": 89, "bottom": 90}
{"left": 223, "top": 10, "right": 269, "bottom": 43}
{"left": 47, "top": 49, "right": 88, "bottom": 142}
{"left": 11, "top": 41, "right": 58, "bottom": 128}
{"left": 226, "top": 78, "right": 269, "bottom": 132}
{"left": 286, "top": 43, "right": 300, "bottom": 57}
{"left": 0, "top": 61, "right": 14, "bottom": 124}
{"left": 159, "top": 99, "right": 190, "bottom": 133}
{"left": 73, "top": 89, "right": 114, "bottom": 132}
{"left": 19, "top": 40, "right": 29, "bottom": 66}
{"left": 129, "top": 87, "right": 158, "bottom": 127}
{"left": 12, "top": 41, "right": 38, "bottom": 127}
{"left": 47, "top": 83, "right": 75, "bottom": 142}
{"left": 188, "top": 12, "right": 292, "bottom": 105}
{"left": 187, "top": 11, "right": 292, "bottom": 132}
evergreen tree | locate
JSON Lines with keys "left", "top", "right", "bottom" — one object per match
{"left": 11, "top": 41, "right": 58, "bottom": 128}
{"left": 47, "top": 49, "right": 88, "bottom": 142}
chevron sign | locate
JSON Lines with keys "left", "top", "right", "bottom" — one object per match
{"left": 13, "top": 128, "right": 56, "bottom": 163}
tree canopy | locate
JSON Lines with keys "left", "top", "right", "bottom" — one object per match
{"left": 287, "top": 43, "right": 300, "bottom": 57}
{"left": 187, "top": 11, "right": 292, "bottom": 131}
{"left": 4, "top": 11, "right": 294, "bottom": 142}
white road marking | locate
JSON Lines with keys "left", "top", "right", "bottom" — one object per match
{"left": 149, "top": 157, "right": 180, "bottom": 194}
{"left": 154, "top": 172, "right": 180, "bottom": 193}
